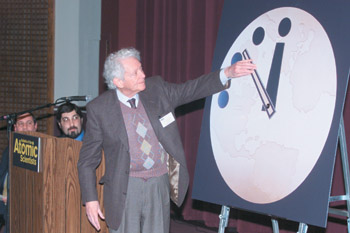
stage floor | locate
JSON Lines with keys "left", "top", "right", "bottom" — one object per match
{"left": 170, "top": 217, "right": 237, "bottom": 233}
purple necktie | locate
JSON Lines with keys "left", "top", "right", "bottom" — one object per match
{"left": 127, "top": 98, "right": 137, "bottom": 109}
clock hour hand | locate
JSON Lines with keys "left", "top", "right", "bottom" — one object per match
{"left": 242, "top": 49, "right": 276, "bottom": 118}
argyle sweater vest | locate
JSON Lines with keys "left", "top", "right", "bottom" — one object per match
{"left": 120, "top": 101, "right": 168, "bottom": 179}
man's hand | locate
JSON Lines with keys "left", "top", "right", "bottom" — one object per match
{"left": 224, "top": 59, "right": 256, "bottom": 78}
{"left": 0, "top": 195, "right": 7, "bottom": 204}
{"left": 85, "top": 200, "right": 105, "bottom": 231}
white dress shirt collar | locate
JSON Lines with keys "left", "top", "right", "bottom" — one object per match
{"left": 116, "top": 89, "right": 139, "bottom": 108}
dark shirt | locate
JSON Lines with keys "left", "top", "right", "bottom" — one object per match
{"left": 0, "top": 146, "right": 9, "bottom": 227}
{"left": 0, "top": 147, "right": 9, "bottom": 202}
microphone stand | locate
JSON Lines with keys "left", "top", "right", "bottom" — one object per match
{"left": 0, "top": 98, "right": 70, "bottom": 233}
{"left": 0, "top": 99, "right": 68, "bottom": 137}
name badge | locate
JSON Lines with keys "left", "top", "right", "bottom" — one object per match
{"left": 159, "top": 112, "right": 175, "bottom": 128}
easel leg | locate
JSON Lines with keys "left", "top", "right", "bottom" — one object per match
{"left": 218, "top": 205, "right": 230, "bottom": 233}
{"left": 328, "top": 116, "right": 350, "bottom": 233}
{"left": 271, "top": 218, "right": 279, "bottom": 233}
{"left": 271, "top": 219, "right": 308, "bottom": 233}
{"left": 297, "top": 222, "right": 308, "bottom": 233}
{"left": 339, "top": 116, "right": 350, "bottom": 233}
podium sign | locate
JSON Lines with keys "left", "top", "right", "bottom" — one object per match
{"left": 12, "top": 132, "right": 41, "bottom": 172}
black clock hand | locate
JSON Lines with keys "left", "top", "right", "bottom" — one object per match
{"left": 265, "top": 17, "right": 291, "bottom": 109}
{"left": 242, "top": 49, "right": 276, "bottom": 118}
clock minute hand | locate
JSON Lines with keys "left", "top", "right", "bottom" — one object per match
{"left": 242, "top": 49, "right": 276, "bottom": 118}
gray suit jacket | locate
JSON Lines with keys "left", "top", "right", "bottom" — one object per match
{"left": 77, "top": 70, "right": 226, "bottom": 230}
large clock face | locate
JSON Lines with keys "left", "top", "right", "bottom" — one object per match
{"left": 210, "top": 7, "right": 337, "bottom": 204}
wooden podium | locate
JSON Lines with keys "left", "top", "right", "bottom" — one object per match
{"left": 9, "top": 131, "right": 108, "bottom": 233}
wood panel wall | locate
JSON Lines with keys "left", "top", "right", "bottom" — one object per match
{"left": 0, "top": 0, "right": 55, "bottom": 157}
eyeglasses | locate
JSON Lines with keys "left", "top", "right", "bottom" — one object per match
{"left": 16, "top": 121, "right": 34, "bottom": 127}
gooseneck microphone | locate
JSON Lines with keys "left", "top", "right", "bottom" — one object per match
{"left": 57, "top": 95, "right": 92, "bottom": 102}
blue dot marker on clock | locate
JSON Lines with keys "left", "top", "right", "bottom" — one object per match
{"left": 231, "top": 52, "right": 243, "bottom": 64}
{"left": 218, "top": 91, "right": 229, "bottom": 108}
{"left": 218, "top": 52, "right": 243, "bottom": 108}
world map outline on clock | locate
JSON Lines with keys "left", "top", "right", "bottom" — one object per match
{"left": 210, "top": 7, "right": 336, "bottom": 204}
